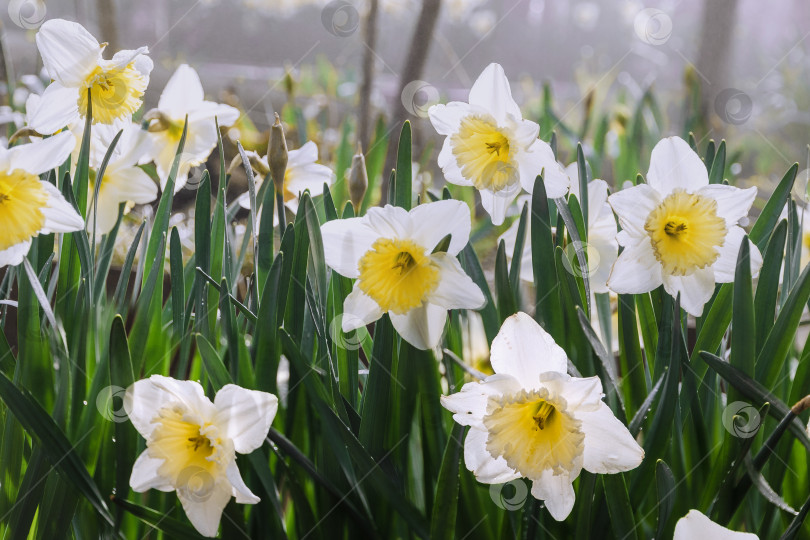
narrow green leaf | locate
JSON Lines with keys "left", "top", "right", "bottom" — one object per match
{"left": 430, "top": 423, "right": 463, "bottom": 540}
{"left": 395, "top": 121, "right": 412, "bottom": 210}
{"left": 655, "top": 460, "right": 676, "bottom": 539}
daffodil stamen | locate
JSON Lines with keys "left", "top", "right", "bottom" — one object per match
{"left": 451, "top": 115, "right": 517, "bottom": 192}
{"left": 644, "top": 189, "right": 727, "bottom": 276}
{"left": 357, "top": 238, "right": 440, "bottom": 314}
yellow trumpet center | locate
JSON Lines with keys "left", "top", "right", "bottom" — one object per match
{"left": 0, "top": 169, "right": 48, "bottom": 251}
{"left": 644, "top": 189, "right": 727, "bottom": 276}
{"left": 147, "top": 404, "right": 231, "bottom": 495}
{"left": 451, "top": 115, "right": 517, "bottom": 192}
{"left": 357, "top": 238, "right": 440, "bottom": 314}
{"left": 78, "top": 62, "right": 147, "bottom": 125}
{"left": 483, "top": 389, "right": 584, "bottom": 477}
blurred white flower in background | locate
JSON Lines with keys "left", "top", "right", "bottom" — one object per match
{"left": 86, "top": 122, "right": 157, "bottom": 236}
{"left": 237, "top": 140, "right": 334, "bottom": 222}
{"left": 144, "top": 64, "right": 239, "bottom": 192}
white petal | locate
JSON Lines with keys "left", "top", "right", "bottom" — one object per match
{"left": 712, "top": 226, "right": 763, "bottom": 282}
{"left": 124, "top": 376, "right": 213, "bottom": 439}
{"left": 7, "top": 131, "right": 74, "bottom": 175}
{"left": 498, "top": 216, "right": 534, "bottom": 282}
{"left": 177, "top": 478, "right": 233, "bottom": 537}
{"left": 578, "top": 403, "right": 644, "bottom": 473}
{"left": 662, "top": 267, "right": 716, "bottom": 317}
{"left": 587, "top": 230, "right": 618, "bottom": 294}
{"left": 342, "top": 286, "right": 384, "bottom": 330}
{"left": 389, "top": 302, "right": 447, "bottom": 350}
{"left": 36, "top": 19, "right": 100, "bottom": 86}
{"left": 287, "top": 140, "right": 319, "bottom": 166}
{"left": 530, "top": 469, "right": 577, "bottom": 521}
{"left": 26, "top": 82, "right": 80, "bottom": 135}
{"left": 129, "top": 450, "right": 174, "bottom": 492}
{"left": 214, "top": 385, "right": 278, "bottom": 454}
{"left": 100, "top": 167, "right": 158, "bottom": 205}
{"left": 0, "top": 240, "right": 32, "bottom": 268}
{"left": 511, "top": 118, "right": 541, "bottom": 147}
{"left": 440, "top": 374, "right": 522, "bottom": 428}
{"left": 158, "top": 64, "right": 205, "bottom": 115}
{"left": 468, "top": 63, "right": 522, "bottom": 124}
{"left": 320, "top": 217, "right": 379, "bottom": 278}
{"left": 108, "top": 47, "right": 151, "bottom": 71}
{"left": 647, "top": 136, "right": 709, "bottom": 196}
{"left": 674, "top": 510, "right": 758, "bottom": 540}
{"left": 226, "top": 461, "right": 260, "bottom": 504}
{"left": 606, "top": 239, "right": 663, "bottom": 294}
{"left": 490, "top": 312, "right": 568, "bottom": 384}
{"left": 608, "top": 183, "right": 661, "bottom": 239}
{"left": 540, "top": 372, "right": 603, "bottom": 412}
{"left": 428, "top": 253, "right": 486, "bottom": 309}
{"left": 586, "top": 179, "right": 611, "bottom": 224}
{"left": 429, "top": 101, "right": 473, "bottom": 135}
{"left": 437, "top": 138, "right": 471, "bottom": 186}
{"left": 365, "top": 205, "right": 411, "bottom": 238}
{"left": 463, "top": 427, "right": 521, "bottom": 483}
{"left": 565, "top": 162, "right": 580, "bottom": 200}
{"left": 409, "top": 199, "right": 471, "bottom": 255}
{"left": 518, "top": 140, "right": 569, "bottom": 198}
{"left": 39, "top": 182, "right": 84, "bottom": 234}
{"left": 696, "top": 184, "right": 757, "bottom": 227}
{"left": 480, "top": 188, "right": 518, "bottom": 226}
{"left": 186, "top": 102, "right": 240, "bottom": 127}
{"left": 285, "top": 164, "right": 334, "bottom": 197}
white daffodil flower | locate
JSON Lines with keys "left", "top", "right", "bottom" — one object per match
{"left": 320, "top": 200, "right": 486, "bottom": 350}
{"left": 86, "top": 122, "right": 156, "bottom": 235}
{"left": 607, "top": 136, "right": 763, "bottom": 316}
{"left": 236, "top": 141, "right": 334, "bottom": 223}
{"left": 145, "top": 64, "right": 239, "bottom": 192}
{"left": 428, "top": 63, "right": 568, "bottom": 225}
{"left": 0, "top": 132, "right": 84, "bottom": 267}
{"left": 500, "top": 164, "right": 618, "bottom": 293}
{"left": 125, "top": 375, "right": 278, "bottom": 538}
{"left": 674, "top": 510, "right": 758, "bottom": 539}
{"left": 441, "top": 312, "right": 643, "bottom": 520}
{"left": 29, "top": 19, "right": 153, "bottom": 135}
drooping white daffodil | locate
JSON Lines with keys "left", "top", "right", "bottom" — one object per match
{"left": 320, "top": 200, "right": 486, "bottom": 350}
{"left": 125, "top": 375, "right": 278, "bottom": 537}
{"left": 0, "top": 132, "right": 84, "bottom": 267}
{"left": 674, "top": 510, "right": 758, "bottom": 539}
{"left": 500, "top": 164, "right": 618, "bottom": 293}
{"left": 29, "top": 19, "right": 153, "bottom": 135}
{"left": 144, "top": 64, "right": 239, "bottom": 192}
{"left": 607, "top": 136, "right": 763, "bottom": 316}
{"left": 86, "top": 121, "right": 157, "bottom": 235}
{"left": 428, "top": 63, "right": 568, "bottom": 225}
{"left": 441, "top": 312, "right": 643, "bottom": 520}
{"left": 236, "top": 140, "right": 334, "bottom": 223}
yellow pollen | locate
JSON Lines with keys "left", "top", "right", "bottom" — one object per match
{"left": 357, "top": 238, "right": 440, "bottom": 314}
{"left": 78, "top": 62, "right": 147, "bottom": 124}
{"left": 645, "top": 189, "right": 727, "bottom": 276}
{"left": 0, "top": 169, "right": 48, "bottom": 251}
{"left": 147, "top": 405, "right": 228, "bottom": 489}
{"left": 451, "top": 115, "right": 517, "bottom": 191}
{"left": 483, "top": 388, "right": 584, "bottom": 477}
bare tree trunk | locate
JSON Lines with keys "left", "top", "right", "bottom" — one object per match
{"left": 96, "top": 0, "right": 119, "bottom": 51}
{"left": 357, "top": 0, "right": 379, "bottom": 150}
{"left": 380, "top": 0, "right": 442, "bottom": 203}
{"left": 695, "top": 0, "right": 739, "bottom": 135}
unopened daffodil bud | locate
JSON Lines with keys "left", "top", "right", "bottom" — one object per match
{"left": 268, "top": 113, "right": 288, "bottom": 196}
{"left": 348, "top": 143, "right": 368, "bottom": 212}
